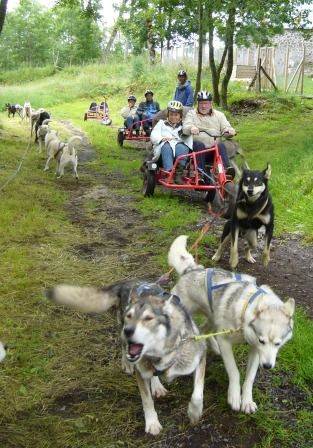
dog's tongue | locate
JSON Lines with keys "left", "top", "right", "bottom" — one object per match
{"left": 129, "top": 344, "right": 143, "bottom": 355}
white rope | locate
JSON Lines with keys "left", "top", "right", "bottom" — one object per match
{"left": 0, "top": 138, "right": 32, "bottom": 193}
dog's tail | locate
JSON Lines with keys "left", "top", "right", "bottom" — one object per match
{"left": 168, "top": 235, "right": 198, "bottom": 275}
{"left": 45, "top": 284, "right": 119, "bottom": 313}
{"left": 67, "top": 136, "right": 83, "bottom": 155}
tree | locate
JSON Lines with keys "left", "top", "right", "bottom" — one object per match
{"left": 0, "top": 0, "right": 8, "bottom": 37}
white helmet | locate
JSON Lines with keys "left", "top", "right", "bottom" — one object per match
{"left": 197, "top": 91, "right": 213, "bottom": 101}
{"left": 167, "top": 100, "right": 183, "bottom": 115}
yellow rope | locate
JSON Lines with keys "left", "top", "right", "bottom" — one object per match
{"left": 193, "top": 328, "right": 241, "bottom": 341}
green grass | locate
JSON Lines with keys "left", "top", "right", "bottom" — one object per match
{"left": 0, "top": 60, "right": 312, "bottom": 447}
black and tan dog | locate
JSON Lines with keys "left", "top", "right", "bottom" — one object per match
{"left": 213, "top": 164, "right": 274, "bottom": 269}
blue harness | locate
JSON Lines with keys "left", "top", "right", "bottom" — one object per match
{"left": 206, "top": 268, "right": 263, "bottom": 313}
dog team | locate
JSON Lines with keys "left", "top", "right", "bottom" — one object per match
{"left": 45, "top": 163, "right": 294, "bottom": 436}
{"left": 3, "top": 95, "right": 294, "bottom": 436}
{"left": 5, "top": 100, "right": 84, "bottom": 178}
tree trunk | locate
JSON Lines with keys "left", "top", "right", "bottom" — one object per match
{"left": 208, "top": 9, "right": 220, "bottom": 105}
{"left": 0, "top": 0, "right": 8, "bottom": 37}
{"left": 194, "top": 0, "right": 204, "bottom": 103}
{"left": 146, "top": 18, "right": 156, "bottom": 64}
{"left": 102, "top": 0, "right": 128, "bottom": 62}
{"left": 220, "top": 6, "right": 236, "bottom": 109}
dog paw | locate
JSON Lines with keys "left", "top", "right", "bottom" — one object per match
{"left": 145, "top": 419, "right": 163, "bottom": 435}
{"left": 228, "top": 386, "right": 241, "bottom": 411}
{"left": 121, "top": 359, "right": 134, "bottom": 375}
{"left": 188, "top": 399, "right": 203, "bottom": 424}
{"left": 245, "top": 254, "right": 256, "bottom": 264}
{"left": 261, "top": 252, "right": 270, "bottom": 266}
{"left": 241, "top": 399, "right": 258, "bottom": 414}
{"left": 212, "top": 252, "right": 221, "bottom": 262}
{"left": 151, "top": 377, "right": 168, "bottom": 398}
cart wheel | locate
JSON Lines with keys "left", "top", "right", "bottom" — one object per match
{"left": 142, "top": 170, "right": 156, "bottom": 197}
{"left": 117, "top": 130, "right": 124, "bottom": 147}
{"left": 203, "top": 189, "right": 216, "bottom": 203}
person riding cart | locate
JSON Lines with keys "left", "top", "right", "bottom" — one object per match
{"left": 136, "top": 90, "right": 160, "bottom": 136}
{"left": 150, "top": 100, "right": 193, "bottom": 184}
{"left": 120, "top": 95, "right": 140, "bottom": 136}
{"left": 183, "top": 91, "right": 236, "bottom": 180}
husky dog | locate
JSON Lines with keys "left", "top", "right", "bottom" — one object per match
{"left": 36, "top": 119, "right": 52, "bottom": 153}
{"left": 57, "top": 135, "right": 82, "bottom": 179}
{"left": 45, "top": 281, "right": 206, "bottom": 435}
{"left": 22, "top": 101, "right": 32, "bottom": 123}
{"left": 169, "top": 235, "right": 295, "bottom": 414}
{"left": 213, "top": 164, "right": 274, "bottom": 269}
{"left": 44, "top": 135, "right": 82, "bottom": 179}
{"left": 34, "top": 111, "right": 51, "bottom": 142}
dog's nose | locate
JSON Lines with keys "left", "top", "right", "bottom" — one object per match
{"left": 262, "top": 362, "right": 273, "bottom": 369}
{"left": 124, "top": 326, "right": 135, "bottom": 338}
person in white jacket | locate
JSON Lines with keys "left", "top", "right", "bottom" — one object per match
{"left": 120, "top": 95, "right": 140, "bottom": 135}
{"left": 150, "top": 101, "right": 193, "bottom": 183}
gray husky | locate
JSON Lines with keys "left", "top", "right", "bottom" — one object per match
{"left": 45, "top": 281, "right": 206, "bottom": 435}
{"left": 169, "top": 235, "right": 295, "bottom": 414}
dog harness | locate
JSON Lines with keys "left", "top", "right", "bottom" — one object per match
{"left": 206, "top": 268, "right": 243, "bottom": 313}
{"left": 206, "top": 268, "right": 264, "bottom": 314}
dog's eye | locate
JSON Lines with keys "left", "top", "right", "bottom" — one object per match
{"left": 258, "top": 338, "right": 265, "bottom": 344}
{"left": 274, "top": 342, "right": 281, "bottom": 347}
{"left": 126, "top": 313, "right": 132, "bottom": 319}
{"left": 144, "top": 315, "right": 154, "bottom": 321}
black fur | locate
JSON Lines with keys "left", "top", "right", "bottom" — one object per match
{"left": 219, "top": 164, "right": 274, "bottom": 267}
{"left": 34, "top": 111, "right": 51, "bottom": 142}
{"left": 5, "top": 103, "right": 16, "bottom": 118}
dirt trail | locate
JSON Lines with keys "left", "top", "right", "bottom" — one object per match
{"left": 59, "top": 123, "right": 312, "bottom": 447}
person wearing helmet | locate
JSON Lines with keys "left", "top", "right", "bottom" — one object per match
{"left": 150, "top": 101, "right": 193, "bottom": 183}
{"left": 173, "top": 70, "right": 194, "bottom": 108}
{"left": 136, "top": 90, "right": 160, "bottom": 135}
{"left": 120, "top": 95, "right": 140, "bottom": 135}
{"left": 183, "top": 91, "right": 236, "bottom": 179}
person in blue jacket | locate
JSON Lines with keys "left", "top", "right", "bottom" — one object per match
{"left": 136, "top": 89, "right": 160, "bottom": 135}
{"left": 173, "top": 70, "right": 194, "bottom": 108}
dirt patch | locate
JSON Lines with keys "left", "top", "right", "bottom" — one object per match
{"left": 230, "top": 99, "right": 266, "bottom": 115}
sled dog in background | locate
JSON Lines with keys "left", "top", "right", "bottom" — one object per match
{"left": 213, "top": 164, "right": 274, "bottom": 269}
{"left": 168, "top": 235, "right": 295, "bottom": 414}
{"left": 45, "top": 281, "right": 206, "bottom": 435}
{"left": 22, "top": 101, "right": 32, "bottom": 122}
{"left": 36, "top": 119, "right": 52, "bottom": 153}
{"left": 44, "top": 134, "right": 82, "bottom": 179}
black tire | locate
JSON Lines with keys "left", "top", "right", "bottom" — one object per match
{"left": 142, "top": 170, "right": 156, "bottom": 197}
{"left": 117, "top": 130, "right": 124, "bottom": 147}
{"left": 203, "top": 189, "right": 216, "bottom": 203}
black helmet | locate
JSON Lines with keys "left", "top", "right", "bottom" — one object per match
{"left": 177, "top": 70, "right": 187, "bottom": 77}
{"left": 144, "top": 89, "right": 153, "bottom": 96}
{"left": 128, "top": 95, "right": 136, "bottom": 102}
{"left": 167, "top": 100, "right": 183, "bottom": 115}
{"left": 197, "top": 91, "right": 213, "bottom": 101}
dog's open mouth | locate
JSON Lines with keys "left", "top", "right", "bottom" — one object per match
{"left": 127, "top": 343, "right": 144, "bottom": 362}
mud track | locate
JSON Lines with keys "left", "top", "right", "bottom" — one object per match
{"left": 58, "top": 123, "right": 312, "bottom": 447}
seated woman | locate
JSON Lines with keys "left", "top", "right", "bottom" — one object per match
{"left": 150, "top": 101, "right": 192, "bottom": 183}
{"left": 120, "top": 95, "right": 140, "bottom": 135}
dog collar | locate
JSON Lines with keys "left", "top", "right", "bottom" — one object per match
{"left": 240, "top": 287, "right": 266, "bottom": 324}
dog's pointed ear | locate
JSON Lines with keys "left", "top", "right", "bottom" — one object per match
{"left": 282, "top": 297, "right": 295, "bottom": 318}
{"left": 254, "top": 300, "right": 269, "bottom": 316}
{"left": 163, "top": 294, "right": 181, "bottom": 315}
{"left": 263, "top": 163, "right": 271, "bottom": 179}
{"left": 129, "top": 289, "right": 140, "bottom": 304}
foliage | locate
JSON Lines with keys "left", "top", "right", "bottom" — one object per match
{"left": 0, "top": 0, "right": 103, "bottom": 70}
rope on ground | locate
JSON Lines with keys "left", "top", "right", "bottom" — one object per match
{"left": 0, "top": 138, "right": 32, "bottom": 193}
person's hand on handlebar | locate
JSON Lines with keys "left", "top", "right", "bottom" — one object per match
{"left": 190, "top": 126, "right": 200, "bottom": 135}
{"left": 223, "top": 127, "right": 236, "bottom": 137}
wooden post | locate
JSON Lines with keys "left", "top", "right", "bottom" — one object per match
{"left": 255, "top": 46, "right": 261, "bottom": 92}
{"left": 300, "top": 45, "right": 305, "bottom": 95}
{"left": 284, "top": 44, "right": 289, "bottom": 92}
